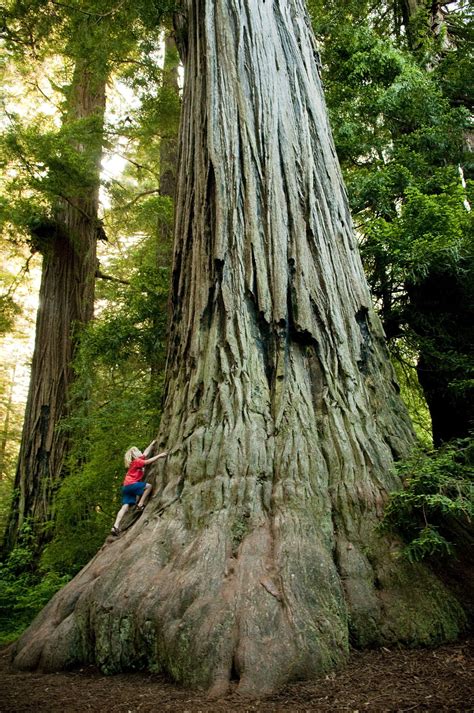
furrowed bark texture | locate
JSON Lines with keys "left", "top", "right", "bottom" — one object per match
{"left": 12, "top": 0, "right": 465, "bottom": 695}
{"left": 3, "top": 59, "right": 106, "bottom": 552}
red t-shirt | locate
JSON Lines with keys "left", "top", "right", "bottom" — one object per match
{"left": 123, "top": 457, "right": 147, "bottom": 486}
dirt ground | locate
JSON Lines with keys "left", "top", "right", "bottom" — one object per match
{"left": 1, "top": 638, "right": 472, "bottom": 712}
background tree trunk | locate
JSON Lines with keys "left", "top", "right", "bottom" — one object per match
{"left": 399, "top": 0, "right": 446, "bottom": 48}
{"left": 151, "top": 31, "right": 180, "bottom": 382}
{"left": 407, "top": 266, "right": 474, "bottom": 445}
{"left": 158, "top": 33, "right": 179, "bottom": 203}
{"left": 3, "top": 57, "right": 107, "bottom": 553}
{"left": 0, "top": 367, "right": 16, "bottom": 477}
{"left": 11, "top": 0, "right": 465, "bottom": 696}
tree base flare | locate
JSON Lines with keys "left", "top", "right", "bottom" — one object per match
{"left": 11, "top": 506, "right": 465, "bottom": 696}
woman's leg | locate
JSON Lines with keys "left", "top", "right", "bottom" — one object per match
{"left": 137, "top": 483, "right": 152, "bottom": 509}
{"left": 113, "top": 504, "right": 130, "bottom": 530}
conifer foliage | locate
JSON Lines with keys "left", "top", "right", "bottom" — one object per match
{"left": 309, "top": 0, "right": 473, "bottom": 444}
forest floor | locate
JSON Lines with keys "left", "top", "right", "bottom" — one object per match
{"left": 1, "top": 637, "right": 472, "bottom": 712}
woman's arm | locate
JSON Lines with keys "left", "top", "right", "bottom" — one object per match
{"left": 142, "top": 439, "right": 156, "bottom": 458}
{"left": 143, "top": 451, "right": 168, "bottom": 465}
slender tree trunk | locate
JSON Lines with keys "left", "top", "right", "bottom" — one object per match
{"left": 399, "top": 0, "right": 419, "bottom": 27}
{"left": 11, "top": 0, "right": 465, "bottom": 695}
{"left": 158, "top": 34, "right": 179, "bottom": 204}
{"left": 0, "top": 366, "right": 16, "bottom": 478}
{"left": 151, "top": 31, "right": 180, "bottom": 383}
{"left": 3, "top": 58, "right": 106, "bottom": 553}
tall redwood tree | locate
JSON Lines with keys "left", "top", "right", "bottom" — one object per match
{"left": 3, "top": 48, "right": 107, "bottom": 553}
{"left": 12, "top": 0, "right": 465, "bottom": 695}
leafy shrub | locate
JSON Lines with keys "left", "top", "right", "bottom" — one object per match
{"left": 0, "top": 521, "right": 70, "bottom": 643}
{"left": 383, "top": 438, "right": 473, "bottom": 562}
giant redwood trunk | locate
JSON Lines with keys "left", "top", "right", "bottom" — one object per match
{"left": 3, "top": 58, "right": 106, "bottom": 552}
{"left": 12, "top": 0, "right": 465, "bottom": 695}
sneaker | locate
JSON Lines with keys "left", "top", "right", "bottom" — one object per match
{"left": 111, "top": 526, "right": 120, "bottom": 536}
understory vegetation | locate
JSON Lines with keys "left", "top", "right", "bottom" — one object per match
{"left": 383, "top": 439, "right": 473, "bottom": 562}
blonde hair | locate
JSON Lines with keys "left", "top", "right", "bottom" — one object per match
{"left": 124, "top": 446, "right": 142, "bottom": 468}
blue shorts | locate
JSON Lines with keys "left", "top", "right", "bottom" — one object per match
{"left": 122, "top": 482, "right": 148, "bottom": 505}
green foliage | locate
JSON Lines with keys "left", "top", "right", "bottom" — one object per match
{"left": 0, "top": 521, "right": 70, "bottom": 643}
{"left": 0, "top": 112, "right": 106, "bottom": 245}
{"left": 0, "top": 294, "right": 20, "bottom": 335}
{"left": 309, "top": 2, "right": 473, "bottom": 443}
{"left": 319, "top": 21, "right": 470, "bottom": 234}
{"left": 383, "top": 438, "right": 474, "bottom": 562}
{"left": 0, "top": 248, "right": 37, "bottom": 536}
{"left": 0, "top": 0, "right": 179, "bottom": 250}
{"left": 364, "top": 178, "right": 473, "bottom": 285}
{"left": 435, "top": 3, "right": 474, "bottom": 108}
{"left": 392, "top": 346, "right": 432, "bottom": 446}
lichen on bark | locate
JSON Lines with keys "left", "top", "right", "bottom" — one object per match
{"left": 11, "top": 0, "right": 465, "bottom": 696}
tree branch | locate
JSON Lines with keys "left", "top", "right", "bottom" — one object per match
{"left": 50, "top": 0, "right": 126, "bottom": 19}
{"left": 95, "top": 269, "right": 130, "bottom": 286}
{"left": 116, "top": 189, "right": 162, "bottom": 211}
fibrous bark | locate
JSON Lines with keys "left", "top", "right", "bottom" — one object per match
{"left": 3, "top": 57, "right": 106, "bottom": 553}
{"left": 12, "top": 0, "right": 465, "bottom": 696}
